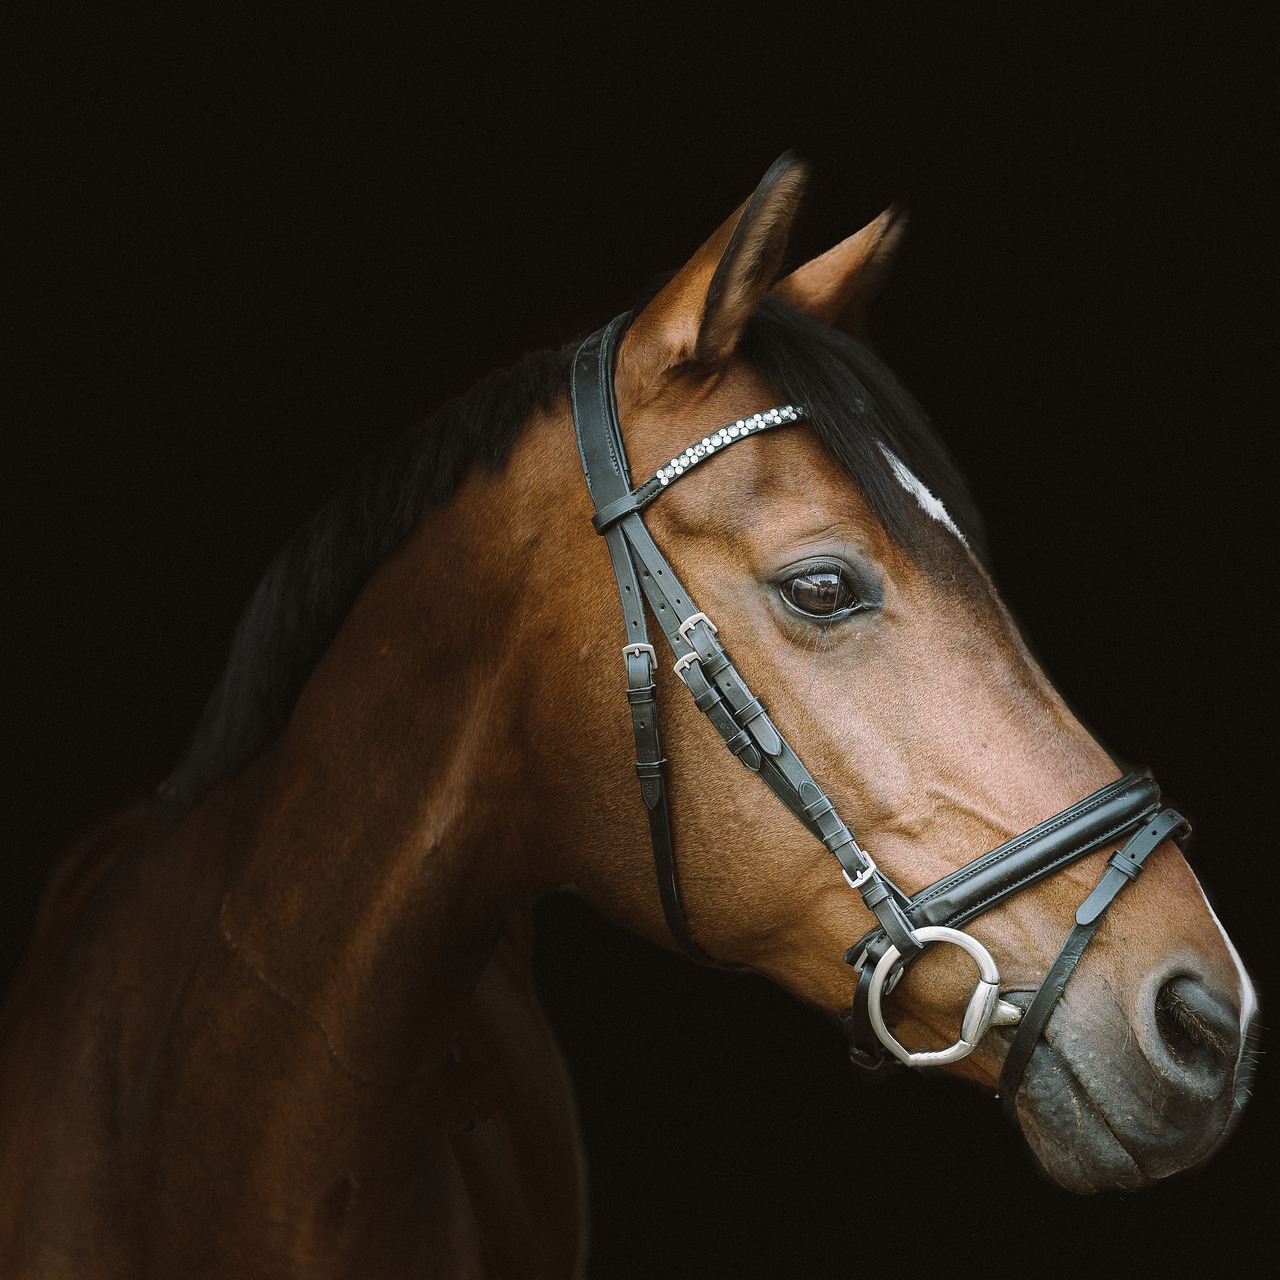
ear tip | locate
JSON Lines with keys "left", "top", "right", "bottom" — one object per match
{"left": 762, "top": 149, "right": 811, "bottom": 191}
{"left": 870, "top": 204, "right": 909, "bottom": 254}
{"left": 769, "top": 145, "right": 806, "bottom": 168}
{"left": 883, "top": 203, "right": 909, "bottom": 229}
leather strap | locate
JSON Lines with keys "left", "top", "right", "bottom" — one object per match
{"left": 996, "top": 806, "right": 1189, "bottom": 1113}
{"left": 570, "top": 317, "right": 918, "bottom": 963}
{"left": 570, "top": 317, "right": 714, "bottom": 963}
{"left": 845, "top": 775, "right": 1162, "bottom": 968}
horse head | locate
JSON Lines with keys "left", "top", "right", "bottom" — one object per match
{"left": 517, "top": 154, "right": 1255, "bottom": 1193}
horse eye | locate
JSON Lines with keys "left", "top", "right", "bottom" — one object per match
{"left": 783, "top": 570, "right": 859, "bottom": 619}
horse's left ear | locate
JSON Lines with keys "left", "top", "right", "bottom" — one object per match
{"left": 772, "top": 205, "right": 907, "bottom": 337}
{"left": 620, "top": 152, "right": 808, "bottom": 390}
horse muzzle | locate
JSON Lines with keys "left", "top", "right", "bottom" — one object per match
{"left": 1012, "top": 963, "right": 1255, "bottom": 1192}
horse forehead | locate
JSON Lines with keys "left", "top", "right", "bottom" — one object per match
{"left": 620, "top": 361, "right": 787, "bottom": 475}
{"left": 645, "top": 431, "right": 878, "bottom": 556}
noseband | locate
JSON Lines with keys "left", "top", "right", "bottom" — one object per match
{"left": 570, "top": 316, "right": 1189, "bottom": 1113}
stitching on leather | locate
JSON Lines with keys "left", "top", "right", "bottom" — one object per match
{"left": 918, "top": 809, "right": 1133, "bottom": 908}
{"left": 924, "top": 810, "right": 1162, "bottom": 926}
{"left": 572, "top": 321, "right": 628, "bottom": 495}
{"left": 598, "top": 317, "right": 626, "bottom": 485}
{"left": 569, "top": 342, "right": 590, "bottom": 487}
{"left": 908, "top": 778, "right": 1154, "bottom": 911}
{"left": 916, "top": 810, "right": 1153, "bottom": 920}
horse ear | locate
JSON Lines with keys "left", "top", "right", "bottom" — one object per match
{"left": 620, "top": 152, "right": 808, "bottom": 388}
{"left": 771, "top": 205, "right": 907, "bottom": 337}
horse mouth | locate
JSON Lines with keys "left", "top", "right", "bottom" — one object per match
{"left": 1013, "top": 1038, "right": 1153, "bottom": 1193}
{"left": 1008, "top": 1014, "right": 1255, "bottom": 1195}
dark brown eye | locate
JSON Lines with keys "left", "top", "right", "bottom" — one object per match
{"left": 783, "top": 570, "right": 859, "bottom": 619}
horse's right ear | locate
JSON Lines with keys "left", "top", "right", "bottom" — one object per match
{"left": 771, "top": 205, "right": 907, "bottom": 337}
{"left": 618, "top": 153, "right": 808, "bottom": 395}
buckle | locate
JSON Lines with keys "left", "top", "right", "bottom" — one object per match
{"left": 622, "top": 642, "right": 656, "bottom": 665}
{"left": 841, "top": 851, "right": 879, "bottom": 892}
{"left": 676, "top": 612, "right": 718, "bottom": 644}
{"left": 672, "top": 652, "right": 700, "bottom": 681}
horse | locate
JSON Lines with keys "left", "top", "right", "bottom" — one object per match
{"left": 0, "top": 153, "right": 1256, "bottom": 1277}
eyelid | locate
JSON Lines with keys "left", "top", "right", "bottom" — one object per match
{"left": 773, "top": 556, "right": 850, "bottom": 581}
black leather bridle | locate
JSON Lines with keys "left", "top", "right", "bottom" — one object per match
{"left": 570, "top": 315, "right": 1189, "bottom": 1112}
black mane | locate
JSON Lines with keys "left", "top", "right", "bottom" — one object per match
{"left": 159, "top": 344, "right": 574, "bottom": 815}
{"left": 161, "top": 296, "right": 986, "bottom": 816}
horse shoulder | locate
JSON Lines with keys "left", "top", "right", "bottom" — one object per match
{"left": 0, "top": 790, "right": 243, "bottom": 1273}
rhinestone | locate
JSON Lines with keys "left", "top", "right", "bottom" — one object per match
{"left": 702, "top": 436, "right": 711, "bottom": 446}
{"left": 659, "top": 474, "right": 669, "bottom": 485}
{"left": 728, "top": 425, "right": 739, "bottom": 437}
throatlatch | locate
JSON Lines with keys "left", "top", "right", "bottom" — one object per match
{"left": 569, "top": 314, "right": 1189, "bottom": 1113}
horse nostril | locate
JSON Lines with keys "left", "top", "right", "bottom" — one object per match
{"left": 1153, "top": 975, "right": 1240, "bottom": 1086}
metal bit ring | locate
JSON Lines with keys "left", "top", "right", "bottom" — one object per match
{"left": 867, "top": 925, "right": 1022, "bottom": 1068}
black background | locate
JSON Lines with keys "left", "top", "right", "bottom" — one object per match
{"left": 7, "top": 5, "right": 1275, "bottom": 1276}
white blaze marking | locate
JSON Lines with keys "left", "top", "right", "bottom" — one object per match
{"left": 879, "top": 445, "right": 967, "bottom": 545}
{"left": 1197, "top": 883, "right": 1258, "bottom": 1033}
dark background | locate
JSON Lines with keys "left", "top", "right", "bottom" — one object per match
{"left": 7, "top": 5, "right": 1275, "bottom": 1275}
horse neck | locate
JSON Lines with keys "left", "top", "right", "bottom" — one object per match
{"left": 215, "top": 420, "right": 576, "bottom": 1084}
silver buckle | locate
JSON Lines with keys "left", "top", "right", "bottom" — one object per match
{"left": 676, "top": 612, "right": 718, "bottom": 644}
{"left": 865, "top": 926, "right": 1023, "bottom": 1068}
{"left": 672, "top": 652, "right": 700, "bottom": 681}
{"left": 841, "top": 851, "right": 879, "bottom": 891}
{"left": 622, "top": 642, "right": 656, "bottom": 665}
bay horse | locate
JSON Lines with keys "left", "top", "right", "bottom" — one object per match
{"left": 0, "top": 154, "right": 1256, "bottom": 1277}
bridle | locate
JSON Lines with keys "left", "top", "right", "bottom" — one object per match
{"left": 570, "top": 315, "right": 1189, "bottom": 1113}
